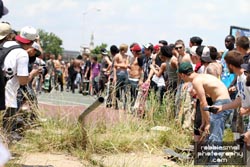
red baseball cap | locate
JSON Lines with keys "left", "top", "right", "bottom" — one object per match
{"left": 15, "top": 26, "right": 37, "bottom": 44}
{"left": 131, "top": 44, "right": 141, "bottom": 52}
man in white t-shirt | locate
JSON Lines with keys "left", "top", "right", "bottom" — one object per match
{"left": 241, "top": 63, "right": 250, "bottom": 146}
{"left": 215, "top": 51, "right": 250, "bottom": 131}
{"left": 2, "top": 26, "right": 40, "bottom": 141}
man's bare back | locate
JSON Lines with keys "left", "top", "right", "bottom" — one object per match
{"left": 192, "top": 73, "right": 230, "bottom": 102}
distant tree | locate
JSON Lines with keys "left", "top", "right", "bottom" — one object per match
{"left": 38, "top": 29, "right": 63, "bottom": 56}
{"left": 90, "top": 43, "right": 108, "bottom": 62}
{"left": 91, "top": 43, "right": 108, "bottom": 55}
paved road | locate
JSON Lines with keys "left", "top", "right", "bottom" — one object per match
{"left": 37, "top": 91, "right": 96, "bottom": 106}
{"left": 37, "top": 91, "right": 98, "bottom": 122}
{"left": 37, "top": 90, "right": 127, "bottom": 124}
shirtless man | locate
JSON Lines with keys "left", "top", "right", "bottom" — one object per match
{"left": 175, "top": 39, "right": 192, "bottom": 64}
{"left": 178, "top": 62, "right": 232, "bottom": 142}
{"left": 113, "top": 44, "right": 129, "bottom": 109}
{"left": 128, "top": 43, "right": 143, "bottom": 105}
{"left": 175, "top": 40, "right": 193, "bottom": 123}
{"left": 53, "top": 54, "right": 64, "bottom": 91}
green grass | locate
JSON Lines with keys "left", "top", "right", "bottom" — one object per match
{"left": 5, "top": 90, "right": 219, "bottom": 166}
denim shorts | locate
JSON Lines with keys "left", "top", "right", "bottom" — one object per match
{"left": 206, "top": 99, "right": 233, "bottom": 143}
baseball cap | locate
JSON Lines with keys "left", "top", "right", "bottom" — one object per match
{"left": 159, "top": 40, "right": 168, "bottom": 46}
{"left": 177, "top": 62, "right": 193, "bottom": 74}
{"left": 131, "top": 44, "right": 141, "bottom": 52}
{"left": 143, "top": 43, "right": 153, "bottom": 49}
{"left": 32, "top": 42, "right": 41, "bottom": 56}
{"left": 154, "top": 44, "right": 160, "bottom": 52}
{"left": 196, "top": 45, "right": 212, "bottom": 63}
{"left": 101, "top": 48, "right": 108, "bottom": 55}
{"left": 0, "top": 22, "right": 11, "bottom": 40}
{"left": 190, "top": 46, "right": 198, "bottom": 56}
{"left": 15, "top": 26, "right": 38, "bottom": 44}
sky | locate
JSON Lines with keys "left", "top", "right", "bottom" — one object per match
{"left": 3, "top": 0, "right": 250, "bottom": 52}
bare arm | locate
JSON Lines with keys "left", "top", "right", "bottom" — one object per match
{"left": 170, "top": 57, "right": 178, "bottom": 69}
{"left": 192, "top": 79, "right": 210, "bottom": 131}
{"left": 151, "top": 63, "right": 166, "bottom": 77}
{"left": 105, "top": 56, "right": 112, "bottom": 71}
{"left": 18, "top": 68, "right": 41, "bottom": 85}
{"left": 221, "top": 97, "right": 241, "bottom": 111}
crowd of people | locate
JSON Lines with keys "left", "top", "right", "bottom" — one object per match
{"left": 40, "top": 35, "right": 250, "bottom": 147}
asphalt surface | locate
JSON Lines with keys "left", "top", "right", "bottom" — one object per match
{"left": 37, "top": 90, "right": 98, "bottom": 122}
{"left": 37, "top": 90, "right": 96, "bottom": 106}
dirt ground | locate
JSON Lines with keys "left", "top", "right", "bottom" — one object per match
{"left": 14, "top": 152, "right": 179, "bottom": 167}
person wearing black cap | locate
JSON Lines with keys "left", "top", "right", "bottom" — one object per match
{"left": 178, "top": 62, "right": 232, "bottom": 143}
{"left": 158, "top": 40, "right": 168, "bottom": 46}
{"left": 99, "top": 48, "right": 112, "bottom": 94}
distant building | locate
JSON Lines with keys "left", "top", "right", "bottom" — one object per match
{"left": 89, "top": 33, "right": 94, "bottom": 50}
{"left": 62, "top": 50, "right": 80, "bottom": 62}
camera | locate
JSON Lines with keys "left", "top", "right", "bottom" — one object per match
{"left": 203, "top": 106, "right": 219, "bottom": 114}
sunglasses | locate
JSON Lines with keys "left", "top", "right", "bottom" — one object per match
{"left": 175, "top": 46, "right": 183, "bottom": 50}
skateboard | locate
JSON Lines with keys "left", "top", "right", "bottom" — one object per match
{"left": 163, "top": 148, "right": 192, "bottom": 161}
{"left": 43, "top": 74, "right": 51, "bottom": 92}
{"left": 133, "top": 82, "right": 150, "bottom": 117}
{"left": 82, "top": 80, "right": 90, "bottom": 95}
{"left": 175, "top": 145, "right": 194, "bottom": 154}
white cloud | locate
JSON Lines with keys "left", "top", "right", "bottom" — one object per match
{"left": 239, "top": 0, "right": 250, "bottom": 14}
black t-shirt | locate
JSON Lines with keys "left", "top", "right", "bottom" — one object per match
{"left": 83, "top": 60, "right": 91, "bottom": 79}
{"left": 68, "top": 65, "right": 77, "bottom": 79}
{"left": 155, "top": 55, "right": 162, "bottom": 67}
{"left": 137, "top": 56, "right": 144, "bottom": 67}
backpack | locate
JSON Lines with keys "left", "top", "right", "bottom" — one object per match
{"left": 0, "top": 43, "right": 21, "bottom": 110}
